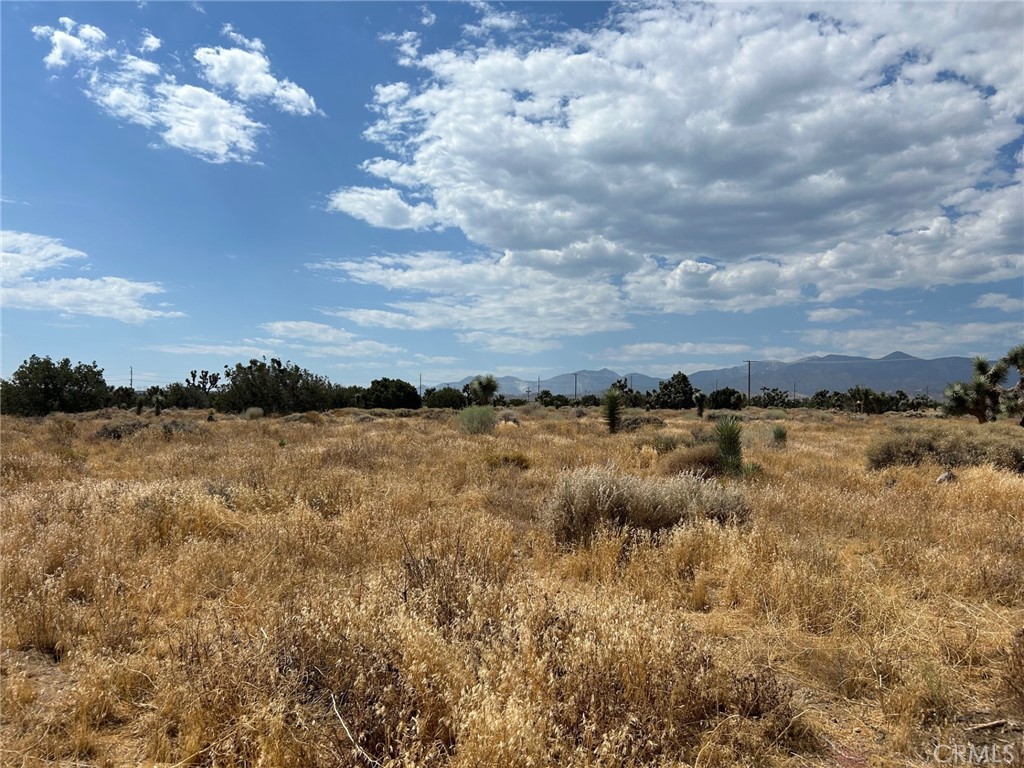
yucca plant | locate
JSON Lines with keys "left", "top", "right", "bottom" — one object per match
{"left": 603, "top": 388, "right": 623, "bottom": 434}
{"left": 715, "top": 416, "right": 743, "bottom": 474}
{"left": 771, "top": 424, "right": 788, "bottom": 447}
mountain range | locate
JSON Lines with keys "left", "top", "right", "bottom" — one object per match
{"left": 441, "top": 352, "right": 1005, "bottom": 399}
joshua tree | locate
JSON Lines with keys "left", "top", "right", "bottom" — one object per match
{"left": 468, "top": 374, "right": 499, "bottom": 406}
{"left": 1001, "top": 344, "right": 1024, "bottom": 426}
{"left": 943, "top": 355, "right": 1009, "bottom": 423}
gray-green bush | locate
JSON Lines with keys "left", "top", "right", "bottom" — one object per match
{"left": 458, "top": 405, "right": 497, "bottom": 435}
{"left": 548, "top": 466, "right": 748, "bottom": 545}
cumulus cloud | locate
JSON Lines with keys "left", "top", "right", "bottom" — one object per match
{"left": 193, "top": 25, "right": 319, "bottom": 115}
{"left": 325, "top": 187, "right": 441, "bottom": 230}
{"left": 33, "top": 18, "right": 319, "bottom": 163}
{"left": 1, "top": 231, "right": 184, "bottom": 323}
{"left": 312, "top": 250, "right": 632, "bottom": 350}
{"left": 139, "top": 32, "right": 161, "bottom": 53}
{"left": 258, "top": 320, "right": 402, "bottom": 358}
{"left": 807, "top": 308, "right": 868, "bottom": 323}
{"left": 329, "top": 1, "right": 1023, "bottom": 330}
{"left": 32, "top": 18, "right": 109, "bottom": 68}
{"left": 973, "top": 292, "right": 1024, "bottom": 314}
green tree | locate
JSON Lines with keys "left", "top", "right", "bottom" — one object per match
{"left": 943, "top": 355, "right": 1009, "bottom": 423}
{"left": 0, "top": 355, "right": 110, "bottom": 416}
{"left": 364, "top": 377, "right": 421, "bottom": 410}
{"left": 652, "top": 371, "right": 696, "bottom": 409}
{"left": 707, "top": 387, "right": 744, "bottom": 410}
{"left": 214, "top": 358, "right": 335, "bottom": 414}
{"left": 423, "top": 386, "right": 467, "bottom": 409}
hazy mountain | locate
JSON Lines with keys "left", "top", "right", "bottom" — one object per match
{"left": 686, "top": 352, "right": 980, "bottom": 398}
{"left": 439, "top": 353, "right": 1005, "bottom": 400}
{"left": 439, "top": 369, "right": 663, "bottom": 398}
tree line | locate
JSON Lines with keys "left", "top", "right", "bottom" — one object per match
{"left": 1, "top": 346, "right": 1021, "bottom": 423}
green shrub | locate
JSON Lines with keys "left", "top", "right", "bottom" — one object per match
{"left": 603, "top": 389, "right": 623, "bottom": 434}
{"left": 715, "top": 416, "right": 743, "bottom": 474}
{"left": 458, "top": 405, "right": 497, "bottom": 435}
{"left": 548, "top": 466, "right": 748, "bottom": 545}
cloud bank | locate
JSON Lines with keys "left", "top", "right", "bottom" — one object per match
{"left": 1, "top": 231, "right": 184, "bottom": 322}
{"left": 326, "top": 2, "right": 1022, "bottom": 347}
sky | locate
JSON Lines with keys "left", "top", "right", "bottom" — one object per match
{"left": 1, "top": 1, "right": 1022, "bottom": 390}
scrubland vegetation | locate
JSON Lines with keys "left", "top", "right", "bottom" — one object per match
{"left": 2, "top": 406, "right": 1022, "bottom": 767}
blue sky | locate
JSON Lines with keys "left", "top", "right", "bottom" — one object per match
{"left": 2, "top": 1, "right": 1022, "bottom": 389}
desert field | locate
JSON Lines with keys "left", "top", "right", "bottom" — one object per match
{"left": 1, "top": 407, "right": 1022, "bottom": 767}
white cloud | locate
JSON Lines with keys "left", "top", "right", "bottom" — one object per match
{"left": 258, "top": 320, "right": 403, "bottom": 358}
{"left": 419, "top": 6, "right": 437, "bottom": 28}
{"left": 153, "top": 83, "right": 264, "bottom": 162}
{"left": 463, "top": 0, "right": 523, "bottom": 36}
{"left": 139, "top": 32, "right": 161, "bottom": 54}
{"left": 313, "top": 250, "right": 632, "bottom": 350}
{"left": 326, "top": 187, "right": 441, "bottom": 230}
{"left": 1, "top": 231, "right": 184, "bottom": 323}
{"left": 194, "top": 26, "right": 319, "bottom": 115}
{"left": 33, "top": 18, "right": 319, "bottom": 163}
{"left": 806, "top": 308, "right": 868, "bottom": 323}
{"left": 149, "top": 343, "right": 271, "bottom": 358}
{"left": 220, "top": 23, "right": 264, "bottom": 52}
{"left": 601, "top": 342, "right": 752, "bottom": 363}
{"left": 32, "top": 18, "right": 109, "bottom": 68}
{"left": 973, "top": 292, "right": 1024, "bottom": 314}
{"left": 331, "top": 2, "right": 1022, "bottom": 321}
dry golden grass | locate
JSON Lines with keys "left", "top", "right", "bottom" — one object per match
{"left": 2, "top": 408, "right": 1022, "bottom": 767}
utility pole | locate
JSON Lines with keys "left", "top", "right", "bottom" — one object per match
{"left": 743, "top": 360, "right": 754, "bottom": 404}
{"left": 573, "top": 373, "right": 578, "bottom": 402}
{"left": 130, "top": 366, "right": 133, "bottom": 390}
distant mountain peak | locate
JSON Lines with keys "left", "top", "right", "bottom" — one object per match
{"left": 881, "top": 351, "right": 917, "bottom": 360}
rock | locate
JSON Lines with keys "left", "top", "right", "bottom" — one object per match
{"left": 936, "top": 471, "right": 957, "bottom": 484}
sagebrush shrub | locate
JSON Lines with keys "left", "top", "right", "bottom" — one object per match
{"left": 458, "top": 406, "right": 497, "bottom": 435}
{"left": 659, "top": 444, "right": 724, "bottom": 477}
{"left": 548, "top": 466, "right": 748, "bottom": 544}
{"left": 867, "top": 426, "right": 1024, "bottom": 473}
